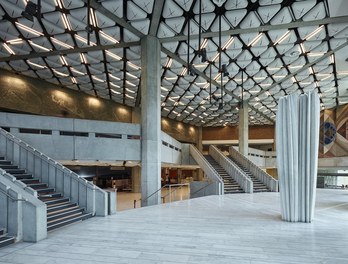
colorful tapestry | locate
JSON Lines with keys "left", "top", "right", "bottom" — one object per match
{"left": 319, "top": 104, "right": 348, "bottom": 157}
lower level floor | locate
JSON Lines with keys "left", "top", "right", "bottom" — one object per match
{"left": 0, "top": 189, "right": 348, "bottom": 263}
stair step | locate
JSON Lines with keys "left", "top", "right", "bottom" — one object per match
{"left": 47, "top": 205, "right": 80, "bottom": 216}
{"left": 0, "top": 228, "right": 4, "bottom": 236}
{"left": 20, "top": 178, "right": 40, "bottom": 184}
{"left": 225, "top": 190, "right": 244, "bottom": 194}
{"left": 13, "top": 173, "right": 33, "bottom": 180}
{"left": 4, "top": 169, "right": 26, "bottom": 174}
{"left": 39, "top": 193, "right": 63, "bottom": 201}
{"left": 48, "top": 208, "right": 84, "bottom": 222}
{"left": 0, "top": 165, "right": 18, "bottom": 169}
{"left": 0, "top": 160, "right": 11, "bottom": 165}
{"left": 36, "top": 188, "right": 55, "bottom": 194}
{"left": 47, "top": 202, "right": 76, "bottom": 212}
{"left": 0, "top": 236, "right": 15, "bottom": 248}
{"left": 47, "top": 213, "right": 92, "bottom": 232}
{"left": 44, "top": 196, "right": 69, "bottom": 207}
{"left": 27, "top": 183, "right": 48, "bottom": 189}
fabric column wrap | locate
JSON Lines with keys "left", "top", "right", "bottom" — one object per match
{"left": 276, "top": 91, "right": 320, "bottom": 222}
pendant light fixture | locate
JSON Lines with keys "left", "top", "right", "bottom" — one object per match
{"left": 197, "top": 0, "right": 207, "bottom": 63}
{"left": 218, "top": 12, "right": 224, "bottom": 110}
{"left": 187, "top": 17, "right": 195, "bottom": 76}
{"left": 86, "top": 0, "right": 93, "bottom": 45}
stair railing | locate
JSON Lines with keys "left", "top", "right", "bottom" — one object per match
{"left": 0, "top": 128, "right": 108, "bottom": 216}
{"left": 189, "top": 144, "right": 224, "bottom": 195}
{"left": 229, "top": 146, "right": 278, "bottom": 192}
{"left": 210, "top": 145, "right": 253, "bottom": 193}
{"left": 134, "top": 184, "right": 168, "bottom": 208}
{"left": 0, "top": 170, "right": 47, "bottom": 242}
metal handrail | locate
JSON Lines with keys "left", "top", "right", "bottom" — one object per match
{"left": 0, "top": 188, "right": 27, "bottom": 202}
{"left": 134, "top": 184, "right": 170, "bottom": 208}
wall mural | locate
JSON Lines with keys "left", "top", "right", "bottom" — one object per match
{"left": 319, "top": 104, "right": 348, "bottom": 157}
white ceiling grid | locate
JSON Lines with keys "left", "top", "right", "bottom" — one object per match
{"left": 0, "top": 0, "right": 347, "bottom": 127}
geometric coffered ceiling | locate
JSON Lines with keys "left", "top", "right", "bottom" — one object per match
{"left": 0, "top": 0, "right": 348, "bottom": 126}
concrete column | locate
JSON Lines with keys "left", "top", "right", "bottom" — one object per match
{"left": 197, "top": 126, "right": 203, "bottom": 152}
{"left": 239, "top": 102, "right": 249, "bottom": 156}
{"left": 131, "top": 166, "right": 141, "bottom": 193}
{"left": 140, "top": 35, "right": 161, "bottom": 206}
{"left": 196, "top": 126, "right": 204, "bottom": 180}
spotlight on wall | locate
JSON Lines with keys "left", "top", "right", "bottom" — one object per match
{"left": 21, "top": 1, "right": 38, "bottom": 22}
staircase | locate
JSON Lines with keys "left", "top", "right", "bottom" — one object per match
{"left": 204, "top": 155, "right": 244, "bottom": 194}
{"left": 0, "top": 228, "right": 15, "bottom": 248}
{"left": 0, "top": 157, "right": 92, "bottom": 232}
{"left": 227, "top": 156, "right": 269, "bottom": 192}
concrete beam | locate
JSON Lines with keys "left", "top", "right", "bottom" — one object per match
{"left": 160, "top": 16, "right": 348, "bottom": 43}
{"left": 149, "top": 0, "right": 165, "bottom": 36}
{"left": 0, "top": 41, "right": 140, "bottom": 62}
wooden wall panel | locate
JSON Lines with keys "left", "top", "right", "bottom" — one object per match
{"left": 202, "top": 125, "right": 275, "bottom": 140}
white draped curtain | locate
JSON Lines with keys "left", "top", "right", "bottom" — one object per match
{"left": 276, "top": 91, "right": 320, "bottom": 222}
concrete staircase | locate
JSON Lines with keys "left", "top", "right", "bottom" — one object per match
{"left": 0, "top": 157, "right": 92, "bottom": 232}
{"left": 204, "top": 155, "right": 244, "bottom": 194}
{"left": 227, "top": 156, "right": 269, "bottom": 192}
{"left": 0, "top": 228, "right": 15, "bottom": 248}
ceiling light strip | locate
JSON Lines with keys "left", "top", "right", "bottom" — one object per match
{"left": 248, "top": 33, "right": 263, "bottom": 47}
{"left": 305, "top": 25, "right": 324, "bottom": 40}
{"left": 75, "top": 34, "right": 96, "bottom": 46}
{"left": 6, "top": 38, "right": 23, "bottom": 44}
{"left": 105, "top": 50, "right": 122, "bottom": 60}
{"left": 28, "top": 40, "right": 51, "bottom": 51}
{"left": 51, "top": 37, "right": 73, "bottom": 49}
{"left": 15, "top": 22, "right": 43, "bottom": 36}
{"left": 2, "top": 43, "right": 15, "bottom": 55}
{"left": 99, "top": 31, "right": 119, "bottom": 44}
{"left": 61, "top": 13, "right": 72, "bottom": 31}
{"left": 27, "top": 60, "right": 46, "bottom": 69}
{"left": 274, "top": 31, "right": 290, "bottom": 45}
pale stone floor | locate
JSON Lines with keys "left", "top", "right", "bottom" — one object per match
{"left": 1, "top": 189, "right": 348, "bottom": 264}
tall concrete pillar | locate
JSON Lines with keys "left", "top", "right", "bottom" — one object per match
{"left": 140, "top": 35, "right": 161, "bottom": 206}
{"left": 131, "top": 166, "right": 141, "bottom": 193}
{"left": 239, "top": 102, "right": 248, "bottom": 156}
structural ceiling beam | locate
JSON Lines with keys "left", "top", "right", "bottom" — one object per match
{"left": 0, "top": 41, "right": 140, "bottom": 62}
{"left": 149, "top": 0, "right": 165, "bottom": 36}
{"left": 160, "top": 16, "right": 348, "bottom": 43}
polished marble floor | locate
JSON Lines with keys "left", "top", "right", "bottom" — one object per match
{"left": 1, "top": 189, "right": 348, "bottom": 264}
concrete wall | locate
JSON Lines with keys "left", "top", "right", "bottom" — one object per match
{"left": 0, "top": 112, "right": 184, "bottom": 165}
{"left": 0, "top": 69, "right": 200, "bottom": 146}
{"left": 190, "top": 181, "right": 220, "bottom": 198}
